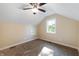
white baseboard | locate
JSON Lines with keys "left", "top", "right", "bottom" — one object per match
{"left": 40, "top": 38, "right": 78, "bottom": 50}
{"left": 0, "top": 37, "right": 37, "bottom": 50}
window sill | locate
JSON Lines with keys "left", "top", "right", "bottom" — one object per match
{"left": 46, "top": 32, "right": 56, "bottom": 34}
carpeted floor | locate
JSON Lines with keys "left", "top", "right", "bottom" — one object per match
{"left": 0, "top": 39, "right": 78, "bottom": 56}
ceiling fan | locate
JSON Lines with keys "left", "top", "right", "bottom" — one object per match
{"left": 21, "top": 3, "right": 46, "bottom": 15}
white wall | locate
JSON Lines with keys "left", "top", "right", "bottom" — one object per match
{"left": 37, "top": 14, "right": 78, "bottom": 49}
{"left": 0, "top": 22, "right": 37, "bottom": 50}
{"left": 77, "top": 23, "right": 79, "bottom": 50}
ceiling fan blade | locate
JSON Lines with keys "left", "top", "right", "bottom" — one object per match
{"left": 29, "top": 3, "right": 34, "bottom": 6}
{"left": 22, "top": 8, "right": 32, "bottom": 10}
{"left": 38, "top": 8, "right": 46, "bottom": 12}
{"left": 39, "top": 3, "right": 46, "bottom": 6}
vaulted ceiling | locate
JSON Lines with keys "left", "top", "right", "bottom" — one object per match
{"left": 0, "top": 3, "right": 79, "bottom": 25}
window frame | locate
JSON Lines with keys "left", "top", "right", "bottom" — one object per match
{"left": 46, "top": 19, "right": 56, "bottom": 34}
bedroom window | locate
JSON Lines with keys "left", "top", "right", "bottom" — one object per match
{"left": 47, "top": 19, "right": 56, "bottom": 33}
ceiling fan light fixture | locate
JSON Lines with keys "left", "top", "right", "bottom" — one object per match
{"left": 32, "top": 8, "right": 38, "bottom": 13}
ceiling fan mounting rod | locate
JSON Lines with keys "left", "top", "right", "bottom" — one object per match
{"left": 33, "top": 3, "right": 38, "bottom": 8}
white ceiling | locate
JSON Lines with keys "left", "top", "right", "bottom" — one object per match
{"left": 0, "top": 3, "right": 79, "bottom": 25}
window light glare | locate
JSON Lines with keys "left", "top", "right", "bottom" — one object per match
{"left": 32, "top": 8, "right": 38, "bottom": 12}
